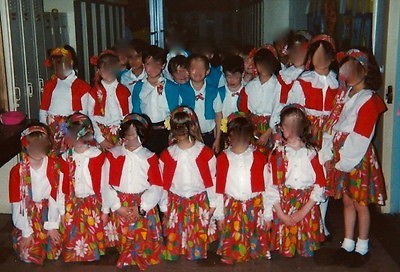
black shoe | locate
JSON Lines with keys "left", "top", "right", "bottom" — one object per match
{"left": 345, "top": 251, "right": 371, "bottom": 268}
{"left": 314, "top": 247, "right": 352, "bottom": 266}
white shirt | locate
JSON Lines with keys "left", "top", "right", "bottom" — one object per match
{"left": 192, "top": 80, "right": 222, "bottom": 133}
{"left": 139, "top": 77, "right": 170, "bottom": 123}
{"left": 104, "top": 145, "right": 163, "bottom": 212}
{"left": 88, "top": 79, "right": 132, "bottom": 143}
{"left": 120, "top": 68, "right": 146, "bottom": 93}
{"left": 279, "top": 65, "right": 304, "bottom": 85}
{"left": 12, "top": 157, "right": 64, "bottom": 237}
{"left": 159, "top": 141, "right": 217, "bottom": 212}
{"left": 221, "top": 85, "right": 241, "bottom": 118}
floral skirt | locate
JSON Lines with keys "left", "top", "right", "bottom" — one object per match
{"left": 97, "top": 123, "right": 120, "bottom": 145}
{"left": 12, "top": 200, "right": 62, "bottom": 264}
{"left": 327, "top": 132, "right": 386, "bottom": 206}
{"left": 307, "top": 115, "right": 328, "bottom": 149}
{"left": 47, "top": 115, "right": 68, "bottom": 155}
{"left": 162, "top": 192, "right": 217, "bottom": 261}
{"left": 251, "top": 114, "right": 271, "bottom": 155}
{"left": 108, "top": 192, "right": 164, "bottom": 270}
{"left": 61, "top": 195, "right": 105, "bottom": 262}
{"left": 217, "top": 194, "right": 270, "bottom": 263}
{"left": 270, "top": 187, "right": 324, "bottom": 257}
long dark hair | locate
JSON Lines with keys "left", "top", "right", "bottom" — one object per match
{"left": 304, "top": 40, "right": 338, "bottom": 74}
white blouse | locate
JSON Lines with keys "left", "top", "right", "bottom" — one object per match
{"left": 221, "top": 85, "right": 241, "bottom": 118}
{"left": 120, "top": 68, "right": 146, "bottom": 93}
{"left": 139, "top": 77, "right": 170, "bottom": 123}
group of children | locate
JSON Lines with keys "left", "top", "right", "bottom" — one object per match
{"left": 9, "top": 30, "right": 386, "bottom": 269}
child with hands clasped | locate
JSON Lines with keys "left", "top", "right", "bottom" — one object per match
{"left": 9, "top": 125, "right": 64, "bottom": 264}
{"left": 266, "top": 105, "right": 326, "bottom": 257}
{"left": 104, "top": 113, "right": 164, "bottom": 270}
{"left": 214, "top": 113, "right": 271, "bottom": 264}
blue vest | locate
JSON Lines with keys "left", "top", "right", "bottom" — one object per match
{"left": 179, "top": 82, "right": 219, "bottom": 120}
{"left": 217, "top": 85, "right": 242, "bottom": 109}
{"left": 206, "top": 65, "right": 223, "bottom": 87}
{"left": 132, "top": 79, "right": 180, "bottom": 115}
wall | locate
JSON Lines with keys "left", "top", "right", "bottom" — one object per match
{"left": 289, "top": 0, "right": 308, "bottom": 30}
{"left": 262, "top": 0, "right": 290, "bottom": 44}
{"left": 0, "top": 157, "right": 17, "bottom": 213}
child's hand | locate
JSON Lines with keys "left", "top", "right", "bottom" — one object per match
{"left": 212, "top": 139, "right": 221, "bottom": 154}
{"left": 101, "top": 213, "right": 109, "bottom": 226}
{"left": 290, "top": 209, "right": 307, "bottom": 224}
{"left": 265, "top": 220, "right": 272, "bottom": 231}
{"left": 100, "top": 139, "right": 114, "bottom": 150}
{"left": 256, "top": 130, "right": 271, "bottom": 146}
{"left": 20, "top": 235, "right": 34, "bottom": 251}
{"left": 217, "top": 220, "right": 224, "bottom": 231}
{"left": 47, "top": 229, "right": 61, "bottom": 244}
{"left": 280, "top": 213, "right": 295, "bottom": 226}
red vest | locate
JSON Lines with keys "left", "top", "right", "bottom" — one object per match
{"left": 216, "top": 150, "right": 266, "bottom": 194}
{"left": 9, "top": 157, "right": 60, "bottom": 202}
{"left": 90, "top": 83, "right": 131, "bottom": 116}
{"left": 40, "top": 77, "right": 90, "bottom": 111}
{"left": 298, "top": 79, "right": 339, "bottom": 112}
{"left": 160, "top": 146, "right": 214, "bottom": 190}
{"left": 238, "top": 87, "right": 251, "bottom": 114}
{"left": 276, "top": 74, "right": 293, "bottom": 104}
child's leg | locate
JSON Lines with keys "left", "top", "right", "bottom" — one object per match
{"left": 354, "top": 202, "right": 370, "bottom": 255}
{"left": 342, "top": 194, "right": 356, "bottom": 252}
{"left": 319, "top": 198, "right": 330, "bottom": 236}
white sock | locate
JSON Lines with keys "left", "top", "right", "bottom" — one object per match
{"left": 355, "top": 238, "right": 369, "bottom": 255}
{"left": 341, "top": 238, "right": 355, "bottom": 252}
{"left": 319, "top": 199, "right": 330, "bottom": 236}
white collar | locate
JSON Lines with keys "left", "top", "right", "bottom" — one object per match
{"left": 190, "top": 80, "right": 206, "bottom": 93}
{"left": 101, "top": 79, "right": 118, "bottom": 89}
{"left": 279, "top": 66, "right": 304, "bottom": 84}
{"left": 299, "top": 70, "right": 338, "bottom": 89}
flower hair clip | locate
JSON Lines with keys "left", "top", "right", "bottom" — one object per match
{"left": 220, "top": 112, "right": 248, "bottom": 133}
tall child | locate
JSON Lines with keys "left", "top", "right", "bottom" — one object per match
{"left": 9, "top": 125, "right": 64, "bottom": 264}
{"left": 159, "top": 107, "right": 217, "bottom": 261}
{"left": 40, "top": 46, "right": 90, "bottom": 154}
{"left": 215, "top": 113, "right": 271, "bottom": 264}
{"left": 266, "top": 105, "right": 326, "bottom": 257}
{"left": 88, "top": 50, "right": 131, "bottom": 149}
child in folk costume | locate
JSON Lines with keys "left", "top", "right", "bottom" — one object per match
{"left": 168, "top": 55, "right": 190, "bottom": 85}
{"left": 88, "top": 50, "right": 132, "bottom": 149}
{"left": 104, "top": 113, "right": 164, "bottom": 270}
{"left": 60, "top": 113, "right": 108, "bottom": 262}
{"left": 215, "top": 113, "right": 271, "bottom": 264}
{"left": 9, "top": 125, "right": 64, "bottom": 264}
{"left": 239, "top": 46, "right": 257, "bottom": 86}
{"left": 265, "top": 105, "right": 326, "bottom": 257}
{"left": 319, "top": 49, "right": 386, "bottom": 267}
{"left": 159, "top": 107, "right": 217, "bottom": 261}
{"left": 40, "top": 46, "right": 90, "bottom": 154}
{"left": 238, "top": 46, "right": 282, "bottom": 154}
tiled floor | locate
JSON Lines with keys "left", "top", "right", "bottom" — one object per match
{"left": 0, "top": 200, "right": 399, "bottom": 271}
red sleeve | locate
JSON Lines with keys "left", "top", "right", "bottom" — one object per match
{"left": 147, "top": 154, "right": 163, "bottom": 186}
{"left": 216, "top": 152, "right": 229, "bottom": 194}
{"left": 238, "top": 87, "right": 250, "bottom": 113}
{"left": 354, "top": 94, "right": 387, "bottom": 138}
{"left": 9, "top": 164, "right": 21, "bottom": 203}
{"left": 310, "top": 154, "right": 326, "bottom": 187}
{"left": 59, "top": 157, "right": 70, "bottom": 195}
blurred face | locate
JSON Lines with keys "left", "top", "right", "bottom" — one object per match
{"left": 144, "top": 57, "right": 164, "bottom": 78}
{"left": 98, "top": 62, "right": 118, "bottom": 83}
{"left": 244, "top": 56, "right": 255, "bottom": 74}
{"left": 225, "top": 71, "right": 242, "bottom": 89}
{"left": 123, "top": 125, "right": 138, "bottom": 142}
{"left": 189, "top": 59, "right": 209, "bottom": 83}
{"left": 172, "top": 66, "right": 189, "bottom": 84}
{"left": 52, "top": 56, "right": 73, "bottom": 79}
{"left": 289, "top": 43, "right": 307, "bottom": 67}
{"left": 280, "top": 114, "right": 301, "bottom": 141}
{"left": 127, "top": 49, "right": 143, "bottom": 70}
{"left": 255, "top": 62, "right": 271, "bottom": 76}
{"left": 25, "top": 137, "right": 48, "bottom": 160}
{"left": 312, "top": 44, "right": 332, "bottom": 70}
{"left": 339, "top": 59, "right": 366, "bottom": 87}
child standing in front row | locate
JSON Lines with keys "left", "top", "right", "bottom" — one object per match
{"left": 159, "top": 107, "right": 217, "bottom": 261}
{"left": 9, "top": 125, "right": 64, "bottom": 265}
{"left": 105, "top": 113, "right": 164, "bottom": 270}
{"left": 214, "top": 114, "right": 271, "bottom": 264}
{"left": 265, "top": 105, "right": 326, "bottom": 257}
{"left": 60, "top": 113, "right": 108, "bottom": 262}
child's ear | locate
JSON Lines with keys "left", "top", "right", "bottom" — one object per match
{"left": 205, "top": 68, "right": 210, "bottom": 76}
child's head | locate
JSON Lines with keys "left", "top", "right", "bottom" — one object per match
{"left": 222, "top": 55, "right": 244, "bottom": 89}
{"left": 287, "top": 32, "right": 310, "bottom": 67}
{"left": 91, "top": 50, "right": 119, "bottom": 84}
{"left": 20, "top": 124, "right": 51, "bottom": 160}
{"left": 142, "top": 45, "right": 167, "bottom": 78}
{"left": 113, "top": 41, "right": 130, "bottom": 68}
{"left": 168, "top": 55, "right": 189, "bottom": 84}
{"left": 227, "top": 113, "right": 254, "bottom": 147}
{"left": 305, "top": 34, "right": 337, "bottom": 72}
{"left": 243, "top": 47, "right": 257, "bottom": 75}
{"left": 169, "top": 106, "right": 202, "bottom": 143}
{"left": 65, "top": 112, "right": 94, "bottom": 147}
{"left": 127, "top": 39, "right": 148, "bottom": 70}
{"left": 188, "top": 54, "right": 210, "bottom": 83}
{"left": 279, "top": 104, "right": 311, "bottom": 145}
{"left": 253, "top": 46, "right": 281, "bottom": 76}
{"left": 338, "top": 48, "right": 382, "bottom": 91}
{"left": 46, "top": 45, "right": 77, "bottom": 79}
{"left": 119, "top": 113, "right": 150, "bottom": 144}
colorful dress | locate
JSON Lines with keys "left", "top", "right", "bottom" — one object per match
{"left": 266, "top": 145, "right": 326, "bottom": 257}
{"left": 104, "top": 145, "right": 164, "bottom": 270}
{"left": 214, "top": 146, "right": 270, "bottom": 264}
{"left": 159, "top": 141, "right": 217, "bottom": 261}
{"left": 9, "top": 156, "right": 63, "bottom": 264}
{"left": 60, "top": 147, "right": 107, "bottom": 262}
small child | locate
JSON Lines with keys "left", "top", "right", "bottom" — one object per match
{"left": 168, "top": 55, "right": 190, "bottom": 84}
{"left": 266, "top": 104, "right": 326, "bottom": 257}
{"left": 60, "top": 113, "right": 108, "bottom": 262}
{"left": 104, "top": 113, "right": 164, "bottom": 269}
{"left": 179, "top": 54, "right": 223, "bottom": 152}
{"left": 159, "top": 106, "right": 217, "bottom": 261}
{"left": 88, "top": 50, "right": 131, "bottom": 149}
{"left": 215, "top": 113, "right": 271, "bottom": 264}
{"left": 9, "top": 125, "right": 64, "bottom": 264}
{"left": 238, "top": 46, "right": 257, "bottom": 86}
{"left": 40, "top": 46, "right": 90, "bottom": 154}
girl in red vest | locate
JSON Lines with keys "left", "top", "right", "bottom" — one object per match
{"left": 215, "top": 112, "right": 271, "bottom": 264}
{"left": 9, "top": 125, "right": 64, "bottom": 264}
{"left": 159, "top": 106, "right": 217, "bottom": 261}
{"left": 88, "top": 50, "right": 132, "bottom": 150}
{"left": 104, "top": 113, "right": 164, "bottom": 269}
{"left": 60, "top": 113, "right": 108, "bottom": 262}
{"left": 266, "top": 105, "right": 326, "bottom": 257}
{"left": 40, "top": 46, "right": 90, "bottom": 154}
